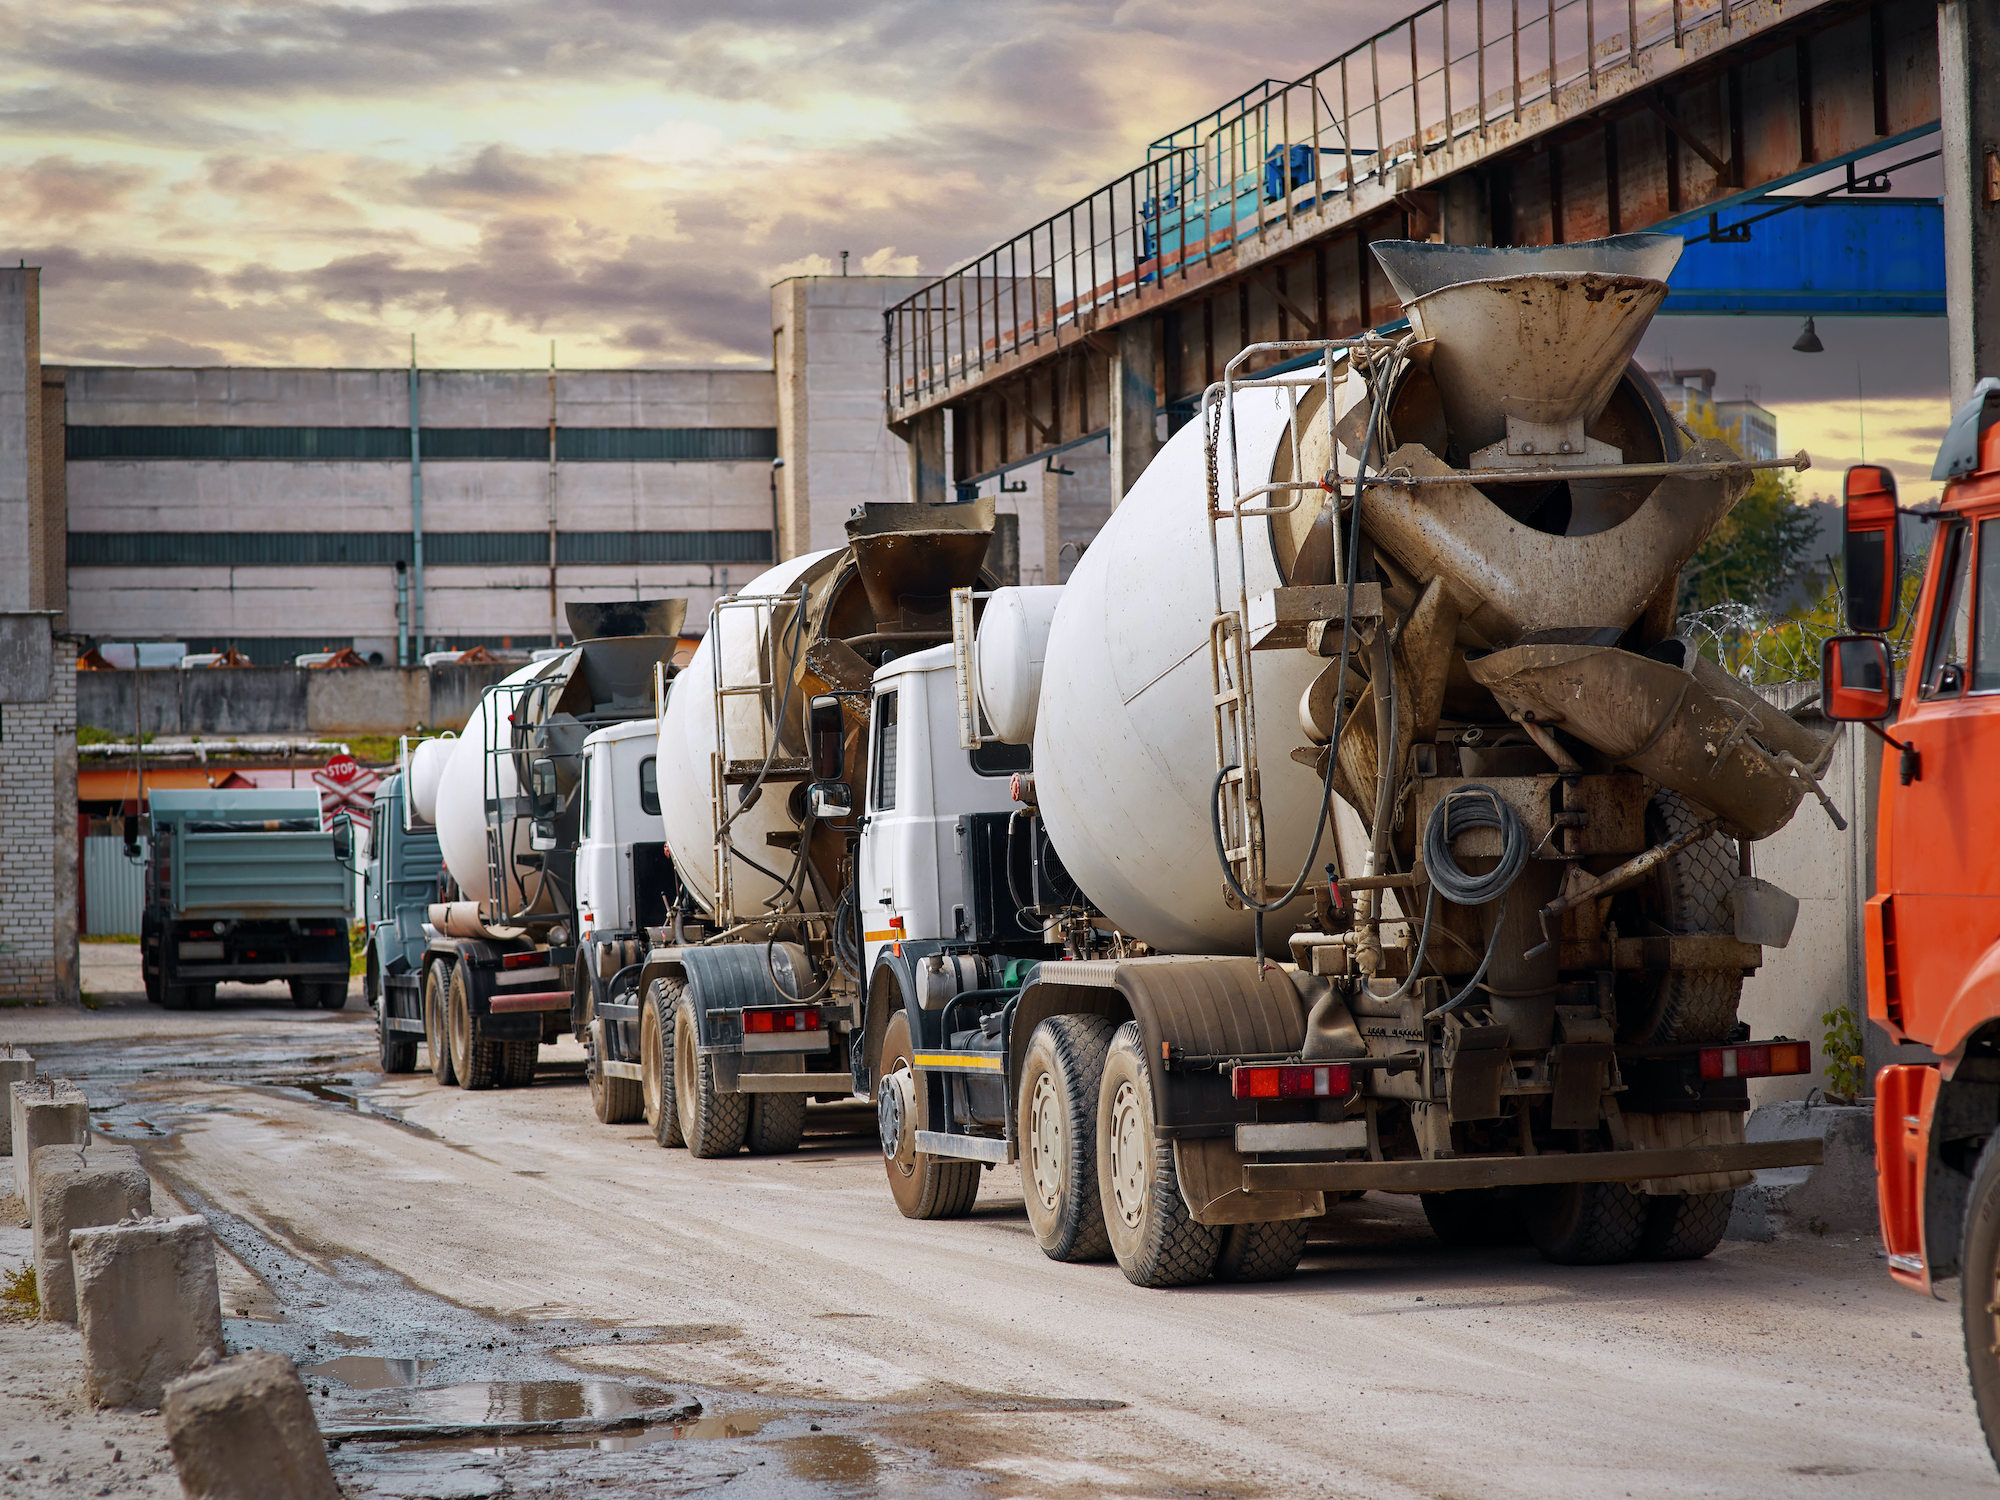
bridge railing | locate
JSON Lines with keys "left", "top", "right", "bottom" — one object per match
{"left": 887, "top": 0, "right": 1749, "bottom": 413}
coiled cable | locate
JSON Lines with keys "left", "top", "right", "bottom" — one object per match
{"left": 1380, "top": 783, "right": 1530, "bottom": 1014}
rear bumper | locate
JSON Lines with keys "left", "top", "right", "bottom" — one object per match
{"left": 172, "top": 962, "right": 349, "bottom": 980}
{"left": 1239, "top": 1137, "right": 1824, "bottom": 1194}
{"left": 488, "top": 990, "right": 571, "bottom": 1014}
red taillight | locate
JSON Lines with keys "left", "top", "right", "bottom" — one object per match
{"left": 187, "top": 929, "right": 213, "bottom": 939}
{"left": 1699, "top": 1041, "right": 1810, "bottom": 1080}
{"left": 1232, "top": 1063, "right": 1353, "bottom": 1100}
{"left": 502, "top": 952, "right": 542, "bottom": 970}
{"left": 309, "top": 927, "right": 339, "bottom": 937}
{"left": 743, "top": 1007, "right": 820, "bottom": 1034}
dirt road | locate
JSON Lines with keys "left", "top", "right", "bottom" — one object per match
{"left": 2, "top": 950, "right": 1989, "bottom": 1498}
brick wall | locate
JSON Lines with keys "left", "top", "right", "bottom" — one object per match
{"left": 0, "top": 652, "right": 78, "bottom": 1004}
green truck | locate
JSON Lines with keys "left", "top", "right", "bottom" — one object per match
{"left": 139, "top": 788, "right": 354, "bottom": 1010}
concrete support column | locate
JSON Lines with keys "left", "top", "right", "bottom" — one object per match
{"left": 1109, "top": 318, "right": 1162, "bottom": 506}
{"left": 1440, "top": 176, "right": 1491, "bottom": 246}
{"left": 1041, "top": 464, "right": 1062, "bottom": 584}
{"left": 906, "top": 408, "right": 947, "bottom": 505}
{"left": 1942, "top": 0, "right": 2000, "bottom": 407}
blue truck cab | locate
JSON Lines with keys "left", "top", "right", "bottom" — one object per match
{"left": 360, "top": 770, "right": 444, "bottom": 1073}
{"left": 139, "top": 788, "right": 352, "bottom": 1010}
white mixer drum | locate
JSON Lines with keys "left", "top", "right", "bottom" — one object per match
{"left": 974, "top": 585, "right": 1063, "bottom": 745}
{"left": 433, "top": 654, "right": 569, "bottom": 912}
{"left": 657, "top": 551, "right": 837, "bottom": 917}
{"left": 405, "top": 734, "right": 455, "bottom": 826}
{"left": 1034, "top": 384, "right": 1328, "bottom": 954}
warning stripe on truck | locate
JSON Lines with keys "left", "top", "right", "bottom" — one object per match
{"left": 913, "top": 1052, "right": 1004, "bottom": 1073}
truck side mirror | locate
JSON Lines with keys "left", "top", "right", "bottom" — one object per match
{"left": 807, "top": 695, "right": 845, "bottom": 781}
{"left": 122, "top": 813, "right": 141, "bottom": 857}
{"left": 1821, "top": 635, "right": 1893, "bottom": 722}
{"left": 329, "top": 814, "right": 354, "bottom": 862}
{"left": 1843, "top": 464, "right": 1900, "bottom": 634}
{"left": 529, "top": 756, "right": 561, "bottom": 820}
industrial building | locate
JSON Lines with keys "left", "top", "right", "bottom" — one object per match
{"left": 1647, "top": 366, "right": 1782, "bottom": 460}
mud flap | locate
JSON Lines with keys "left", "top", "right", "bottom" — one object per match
{"left": 1624, "top": 1108, "right": 1754, "bottom": 1196}
{"left": 1173, "top": 1137, "right": 1323, "bottom": 1226}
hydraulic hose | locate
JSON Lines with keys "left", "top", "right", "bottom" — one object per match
{"left": 1400, "top": 783, "right": 1529, "bottom": 1019}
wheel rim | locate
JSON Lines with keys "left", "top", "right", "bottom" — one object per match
{"left": 450, "top": 978, "right": 469, "bottom": 1075}
{"left": 1028, "top": 1071, "right": 1064, "bottom": 1212}
{"left": 641, "top": 1004, "right": 662, "bottom": 1122}
{"left": 1107, "top": 1079, "right": 1148, "bottom": 1229}
{"left": 882, "top": 1017, "right": 916, "bottom": 1180}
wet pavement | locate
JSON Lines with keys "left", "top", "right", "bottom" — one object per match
{"left": 3, "top": 953, "right": 1993, "bottom": 1499}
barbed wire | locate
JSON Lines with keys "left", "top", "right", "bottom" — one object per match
{"left": 1675, "top": 559, "right": 1924, "bottom": 686}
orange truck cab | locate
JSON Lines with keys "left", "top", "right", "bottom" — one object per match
{"left": 1822, "top": 375, "right": 2000, "bottom": 1459}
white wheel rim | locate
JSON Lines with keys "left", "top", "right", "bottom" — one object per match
{"left": 1028, "top": 1071, "right": 1063, "bottom": 1213}
{"left": 1108, "top": 1079, "right": 1147, "bottom": 1229}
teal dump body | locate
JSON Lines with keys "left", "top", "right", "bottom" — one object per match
{"left": 149, "top": 788, "right": 349, "bottom": 919}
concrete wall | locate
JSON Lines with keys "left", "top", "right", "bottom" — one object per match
{"left": 0, "top": 618, "right": 78, "bottom": 1004}
{"left": 0, "top": 269, "right": 41, "bottom": 612}
{"left": 61, "top": 365, "right": 776, "bottom": 651}
{"left": 772, "top": 276, "right": 931, "bottom": 560}
{"left": 1737, "top": 686, "right": 1880, "bottom": 1105}
{"left": 78, "top": 663, "right": 517, "bottom": 738}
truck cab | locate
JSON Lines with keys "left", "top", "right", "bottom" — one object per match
{"left": 361, "top": 770, "right": 444, "bottom": 1074}
{"left": 1822, "top": 376, "right": 2000, "bottom": 1462}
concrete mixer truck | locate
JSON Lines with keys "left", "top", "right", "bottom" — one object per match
{"left": 403, "top": 602, "right": 688, "bottom": 1096}
{"left": 631, "top": 233, "right": 1835, "bottom": 1289}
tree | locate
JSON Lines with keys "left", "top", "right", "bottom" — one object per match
{"left": 1677, "top": 459, "right": 1820, "bottom": 614}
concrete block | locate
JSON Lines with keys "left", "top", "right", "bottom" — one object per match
{"left": 31, "top": 1144, "right": 151, "bottom": 1321}
{"left": 163, "top": 1350, "right": 341, "bottom": 1500}
{"left": 71, "top": 1214, "right": 224, "bottom": 1408}
{"left": 1726, "top": 1101, "right": 1877, "bottom": 1242}
{"left": 0, "top": 1050, "right": 32, "bottom": 1154}
{"left": 10, "top": 1077, "right": 87, "bottom": 1201}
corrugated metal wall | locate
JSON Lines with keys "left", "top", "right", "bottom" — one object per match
{"left": 83, "top": 835, "right": 146, "bottom": 936}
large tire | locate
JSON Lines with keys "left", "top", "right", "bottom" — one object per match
{"left": 1637, "top": 1190, "right": 1735, "bottom": 1261}
{"left": 160, "top": 982, "right": 195, "bottom": 1011}
{"left": 288, "top": 977, "right": 317, "bottom": 1010}
{"left": 674, "top": 987, "right": 748, "bottom": 1157}
{"left": 1619, "top": 790, "right": 1744, "bottom": 1044}
{"left": 1097, "top": 1021, "right": 1222, "bottom": 1287}
{"left": 1214, "top": 1218, "right": 1308, "bottom": 1282}
{"left": 500, "top": 1040, "right": 539, "bottom": 1089}
{"left": 746, "top": 1093, "right": 807, "bottom": 1155}
{"left": 878, "top": 1009, "right": 981, "bottom": 1219}
{"left": 1017, "top": 1014, "right": 1116, "bottom": 1263}
{"left": 588, "top": 1024, "right": 643, "bottom": 1123}
{"left": 1524, "top": 1180, "right": 1647, "bottom": 1265}
{"left": 1422, "top": 1189, "right": 1529, "bottom": 1247}
{"left": 448, "top": 962, "right": 502, "bottom": 1091}
{"left": 317, "top": 980, "right": 349, "bottom": 1011}
{"left": 1961, "top": 1131, "right": 2000, "bottom": 1468}
{"left": 425, "top": 964, "right": 456, "bottom": 1086}
{"left": 378, "top": 994, "right": 419, "bottom": 1074}
{"left": 641, "top": 980, "right": 684, "bottom": 1148}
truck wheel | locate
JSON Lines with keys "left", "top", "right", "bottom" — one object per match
{"left": 1214, "top": 1218, "right": 1308, "bottom": 1282}
{"left": 878, "top": 1010, "right": 980, "bottom": 1219}
{"left": 1618, "top": 790, "right": 1743, "bottom": 1044}
{"left": 1524, "top": 1180, "right": 1647, "bottom": 1265}
{"left": 747, "top": 1094, "right": 807, "bottom": 1155}
{"left": 587, "top": 1028, "right": 642, "bottom": 1122}
{"left": 316, "top": 980, "right": 349, "bottom": 1011}
{"left": 161, "top": 982, "right": 194, "bottom": 1011}
{"left": 1018, "top": 1014, "right": 1116, "bottom": 1262}
{"left": 288, "top": 978, "right": 317, "bottom": 1010}
{"left": 378, "top": 996, "right": 419, "bottom": 1074}
{"left": 1962, "top": 1131, "right": 2000, "bottom": 1467}
{"left": 501, "top": 1041, "right": 539, "bottom": 1089}
{"left": 1637, "top": 1191, "right": 1735, "bottom": 1261}
{"left": 448, "top": 963, "right": 502, "bottom": 1091}
{"left": 1421, "top": 1189, "right": 1528, "bottom": 1247}
{"left": 641, "top": 980, "right": 684, "bottom": 1148}
{"left": 642, "top": 981, "right": 683, "bottom": 1146}
{"left": 424, "top": 965, "right": 456, "bottom": 1086}
{"left": 674, "top": 987, "right": 748, "bottom": 1157}
{"left": 1097, "top": 1021, "right": 1222, "bottom": 1287}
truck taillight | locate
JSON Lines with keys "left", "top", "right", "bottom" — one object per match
{"left": 743, "top": 1007, "right": 820, "bottom": 1034}
{"left": 1699, "top": 1041, "right": 1810, "bottom": 1080}
{"left": 308, "top": 927, "right": 339, "bottom": 937}
{"left": 1232, "top": 1063, "right": 1352, "bottom": 1100}
{"left": 502, "top": 952, "right": 543, "bottom": 970}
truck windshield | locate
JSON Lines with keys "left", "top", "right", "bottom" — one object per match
{"left": 1977, "top": 520, "right": 2000, "bottom": 694}
{"left": 1923, "top": 521, "right": 1973, "bottom": 698}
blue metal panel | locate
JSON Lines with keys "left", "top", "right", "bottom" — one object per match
{"left": 84, "top": 835, "right": 146, "bottom": 936}
{"left": 1662, "top": 198, "right": 1944, "bottom": 316}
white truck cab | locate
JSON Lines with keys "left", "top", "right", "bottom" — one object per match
{"left": 574, "top": 718, "right": 666, "bottom": 945}
{"left": 859, "top": 643, "right": 1029, "bottom": 975}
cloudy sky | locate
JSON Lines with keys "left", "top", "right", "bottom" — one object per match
{"left": 0, "top": 0, "right": 1951, "bottom": 492}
